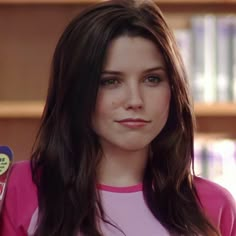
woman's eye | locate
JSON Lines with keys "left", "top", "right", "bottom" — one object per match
{"left": 145, "top": 76, "right": 161, "bottom": 84}
{"left": 100, "top": 78, "right": 119, "bottom": 87}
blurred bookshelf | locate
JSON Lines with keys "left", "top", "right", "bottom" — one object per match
{"left": 194, "top": 136, "right": 236, "bottom": 199}
{"left": 0, "top": 0, "right": 236, "bottom": 198}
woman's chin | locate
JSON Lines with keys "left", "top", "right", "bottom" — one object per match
{"left": 116, "top": 142, "right": 149, "bottom": 152}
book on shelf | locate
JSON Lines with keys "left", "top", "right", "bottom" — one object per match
{"left": 233, "top": 19, "right": 236, "bottom": 102}
{"left": 190, "top": 15, "right": 217, "bottom": 103}
{"left": 194, "top": 138, "right": 236, "bottom": 199}
{"left": 216, "top": 16, "right": 234, "bottom": 102}
{"left": 174, "top": 29, "right": 192, "bottom": 88}
{"left": 174, "top": 15, "right": 236, "bottom": 104}
{"left": 189, "top": 16, "right": 205, "bottom": 102}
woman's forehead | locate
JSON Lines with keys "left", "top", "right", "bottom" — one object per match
{"left": 103, "top": 36, "right": 166, "bottom": 71}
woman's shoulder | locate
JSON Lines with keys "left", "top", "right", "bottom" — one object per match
{"left": 194, "top": 176, "right": 235, "bottom": 203}
{"left": 6, "top": 159, "right": 37, "bottom": 206}
{"left": 194, "top": 176, "right": 236, "bottom": 235}
{"left": 0, "top": 160, "right": 38, "bottom": 235}
{"left": 9, "top": 160, "right": 33, "bottom": 184}
{"left": 7, "top": 160, "right": 37, "bottom": 205}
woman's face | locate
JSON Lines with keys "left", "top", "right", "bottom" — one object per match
{"left": 92, "top": 36, "right": 171, "bottom": 152}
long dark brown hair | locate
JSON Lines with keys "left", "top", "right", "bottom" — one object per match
{"left": 31, "top": 0, "right": 220, "bottom": 235}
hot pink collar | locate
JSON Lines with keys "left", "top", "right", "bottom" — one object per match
{"left": 97, "top": 183, "right": 143, "bottom": 193}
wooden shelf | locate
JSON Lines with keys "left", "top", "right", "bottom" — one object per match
{"left": 156, "top": 0, "right": 225, "bottom": 2}
{"left": 0, "top": 0, "right": 98, "bottom": 4}
{"left": 0, "top": 101, "right": 44, "bottom": 118}
{"left": 0, "top": 0, "right": 230, "bottom": 4}
{"left": 0, "top": 101, "right": 236, "bottom": 118}
{"left": 194, "top": 103, "right": 236, "bottom": 116}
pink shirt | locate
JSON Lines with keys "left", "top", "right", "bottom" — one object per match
{"left": 0, "top": 161, "right": 236, "bottom": 236}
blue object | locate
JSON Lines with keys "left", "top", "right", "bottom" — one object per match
{"left": 0, "top": 146, "right": 13, "bottom": 160}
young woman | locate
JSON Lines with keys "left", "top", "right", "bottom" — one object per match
{"left": 0, "top": 0, "right": 235, "bottom": 235}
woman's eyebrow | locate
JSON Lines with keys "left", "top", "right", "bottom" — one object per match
{"left": 101, "top": 71, "right": 122, "bottom": 75}
{"left": 101, "top": 66, "right": 166, "bottom": 75}
{"left": 143, "top": 66, "right": 166, "bottom": 73}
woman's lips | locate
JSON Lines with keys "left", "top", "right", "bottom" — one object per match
{"left": 115, "top": 118, "right": 151, "bottom": 128}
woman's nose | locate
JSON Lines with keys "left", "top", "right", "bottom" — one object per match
{"left": 124, "top": 84, "right": 144, "bottom": 110}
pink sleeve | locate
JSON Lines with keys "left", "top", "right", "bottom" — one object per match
{"left": 0, "top": 190, "right": 26, "bottom": 236}
{"left": 219, "top": 190, "right": 236, "bottom": 236}
{"left": 0, "top": 168, "right": 27, "bottom": 236}
{"left": 0, "top": 161, "right": 37, "bottom": 236}
{"left": 195, "top": 177, "right": 236, "bottom": 236}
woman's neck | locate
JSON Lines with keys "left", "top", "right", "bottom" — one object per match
{"left": 97, "top": 145, "right": 149, "bottom": 187}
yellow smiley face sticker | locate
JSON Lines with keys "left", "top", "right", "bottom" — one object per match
{"left": 0, "top": 154, "right": 10, "bottom": 175}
